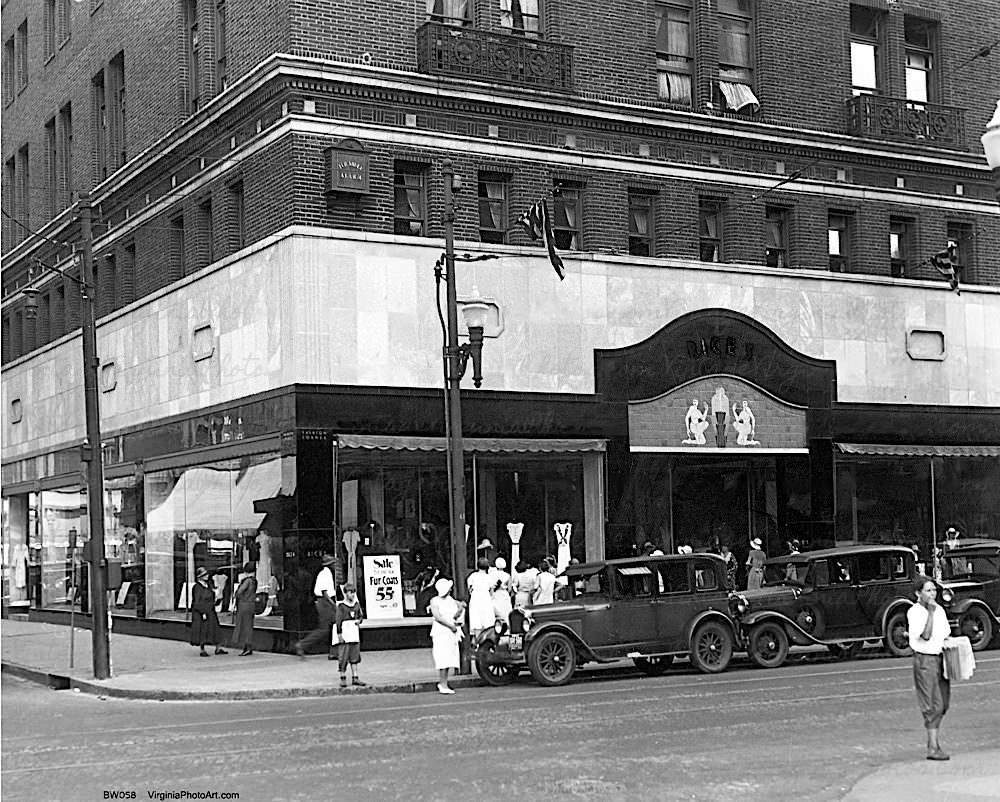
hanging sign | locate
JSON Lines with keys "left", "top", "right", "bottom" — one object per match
{"left": 362, "top": 555, "right": 403, "bottom": 619}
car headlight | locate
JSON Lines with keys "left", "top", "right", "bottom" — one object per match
{"left": 494, "top": 620, "right": 507, "bottom": 635}
{"left": 728, "top": 594, "right": 749, "bottom": 616}
{"left": 940, "top": 588, "right": 953, "bottom": 604}
{"left": 522, "top": 616, "right": 533, "bottom": 633}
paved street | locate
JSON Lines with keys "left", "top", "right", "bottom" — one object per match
{"left": 3, "top": 652, "right": 999, "bottom": 802}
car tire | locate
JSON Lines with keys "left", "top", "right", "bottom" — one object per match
{"left": 958, "top": 607, "right": 994, "bottom": 652}
{"left": 527, "top": 631, "right": 577, "bottom": 687}
{"left": 826, "top": 641, "right": 862, "bottom": 660}
{"left": 748, "top": 622, "right": 789, "bottom": 669}
{"left": 634, "top": 655, "right": 673, "bottom": 676}
{"left": 884, "top": 610, "right": 912, "bottom": 658}
{"left": 475, "top": 640, "right": 520, "bottom": 686}
{"left": 689, "top": 620, "right": 734, "bottom": 674}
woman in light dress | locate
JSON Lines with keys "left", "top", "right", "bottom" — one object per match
{"left": 429, "top": 578, "right": 464, "bottom": 694}
{"left": 511, "top": 560, "right": 538, "bottom": 608}
{"left": 491, "top": 557, "right": 513, "bottom": 625}
{"left": 467, "top": 558, "right": 496, "bottom": 640}
{"left": 533, "top": 558, "right": 557, "bottom": 605}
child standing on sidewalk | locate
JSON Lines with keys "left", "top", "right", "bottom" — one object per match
{"left": 335, "top": 583, "right": 366, "bottom": 689}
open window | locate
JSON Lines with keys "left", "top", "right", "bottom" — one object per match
{"left": 614, "top": 565, "right": 655, "bottom": 599}
{"left": 717, "top": 0, "right": 759, "bottom": 112}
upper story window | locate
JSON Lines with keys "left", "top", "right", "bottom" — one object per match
{"left": 16, "top": 20, "right": 28, "bottom": 91}
{"left": 92, "top": 68, "right": 107, "bottom": 182}
{"left": 717, "top": 0, "right": 759, "bottom": 111}
{"left": 699, "top": 198, "right": 724, "bottom": 262}
{"left": 655, "top": 0, "right": 693, "bottom": 106}
{"left": 58, "top": 103, "right": 73, "bottom": 207}
{"left": 828, "top": 211, "right": 852, "bottom": 273}
{"left": 394, "top": 165, "right": 426, "bottom": 236}
{"left": 850, "top": 5, "right": 883, "bottom": 95}
{"left": 500, "top": 0, "right": 540, "bottom": 38}
{"left": 3, "top": 38, "right": 14, "bottom": 104}
{"left": 552, "top": 181, "right": 581, "bottom": 250}
{"left": 946, "top": 221, "right": 974, "bottom": 274}
{"left": 215, "top": 0, "right": 228, "bottom": 91}
{"left": 628, "top": 191, "right": 654, "bottom": 256}
{"left": 108, "top": 52, "right": 126, "bottom": 170}
{"left": 889, "top": 217, "right": 915, "bottom": 278}
{"left": 478, "top": 174, "right": 508, "bottom": 244}
{"left": 904, "top": 17, "right": 936, "bottom": 104}
{"left": 764, "top": 206, "right": 790, "bottom": 268}
{"left": 185, "top": 0, "right": 201, "bottom": 112}
{"left": 46, "top": 117, "right": 58, "bottom": 217}
{"left": 427, "top": 0, "right": 472, "bottom": 27}
{"left": 45, "top": 0, "right": 57, "bottom": 60}
{"left": 58, "top": 0, "right": 72, "bottom": 45}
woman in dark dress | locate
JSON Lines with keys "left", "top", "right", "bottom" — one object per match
{"left": 191, "top": 567, "right": 227, "bottom": 657}
{"left": 232, "top": 562, "right": 258, "bottom": 656}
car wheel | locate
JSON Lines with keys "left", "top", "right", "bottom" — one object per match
{"left": 634, "top": 655, "right": 673, "bottom": 676}
{"left": 689, "top": 620, "right": 734, "bottom": 674}
{"left": 527, "top": 632, "right": 577, "bottom": 687}
{"left": 827, "top": 641, "right": 862, "bottom": 660}
{"left": 748, "top": 622, "right": 789, "bottom": 669}
{"left": 794, "top": 604, "right": 825, "bottom": 638}
{"left": 475, "top": 640, "right": 520, "bottom": 686}
{"left": 884, "top": 610, "right": 912, "bottom": 657}
{"left": 958, "top": 607, "right": 994, "bottom": 652}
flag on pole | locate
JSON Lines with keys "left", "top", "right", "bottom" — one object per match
{"left": 930, "top": 242, "right": 961, "bottom": 295}
{"left": 518, "top": 200, "right": 566, "bottom": 280}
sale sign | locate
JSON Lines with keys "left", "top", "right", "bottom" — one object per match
{"left": 362, "top": 555, "right": 403, "bottom": 619}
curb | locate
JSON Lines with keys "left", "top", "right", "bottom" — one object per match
{"left": 2, "top": 660, "right": 482, "bottom": 700}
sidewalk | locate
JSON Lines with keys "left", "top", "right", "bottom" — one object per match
{"left": 843, "top": 749, "right": 1000, "bottom": 802}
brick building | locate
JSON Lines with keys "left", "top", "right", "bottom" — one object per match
{"left": 2, "top": 0, "right": 998, "bottom": 646}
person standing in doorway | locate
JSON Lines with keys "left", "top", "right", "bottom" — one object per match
{"left": 294, "top": 552, "right": 339, "bottom": 659}
{"left": 335, "top": 583, "right": 366, "bottom": 688}
{"left": 232, "top": 562, "right": 258, "bottom": 656}
{"left": 191, "top": 567, "right": 227, "bottom": 657}
{"left": 746, "top": 538, "right": 766, "bottom": 590}
{"left": 907, "top": 576, "right": 952, "bottom": 760}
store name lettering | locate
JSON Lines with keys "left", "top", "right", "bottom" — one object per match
{"left": 686, "top": 335, "right": 754, "bottom": 362}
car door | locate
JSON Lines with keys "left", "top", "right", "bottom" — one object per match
{"left": 855, "top": 551, "right": 906, "bottom": 634}
{"left": 597, "top": 562, "right": 660, "bottom": 657}
{"left": 655, "top": 558, "right": 721, "bottom": 650}
{"left": 814, "top": 556, "right": 866, "bottom": 636}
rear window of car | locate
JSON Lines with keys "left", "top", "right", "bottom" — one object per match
{"left": 694, "top": 561, "right": 718, "bottom": 591}
{"left": 656, "top": 561, "right": 691, "bottom": 594}
{"left": 857, "top": 553, "right": 908, "bottom": 582}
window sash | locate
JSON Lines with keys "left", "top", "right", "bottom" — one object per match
{"left": 500, "top": 0, "right": 540, "bottom": 37}
{"left": 850, "top": 41, "right": 878, "bottom": 92}
{"left": 719, "top": 16, "right": 752, "bottom": 69}
{"left": 946, "top": 223, "right": 972, "bottom": 269}
{"left": 699, "top": 203, "right": 722, "bottom": 262}
{"left": 628, "top": 194, "right": 653, "bottom": 256}
{"left": 478, "top": 179, "right": 507, "bottom": 242}
{"left": 394, "top": 171, "right": 425, "bottom": 235}
{"left": 553, "top": 186, "right": 580, "bottom": 250}
{"left": 427, "top": 0, "right": 471, "bottom": 26}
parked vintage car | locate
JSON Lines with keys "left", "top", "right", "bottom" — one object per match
{"left": 937, "top": 539, "right": 1000, "bottom": 651}
{"left": 474, "top": 554, "right": 738, "bottom": 687}
{"left": 729, "top": 545, "right": 916, "bottom": 668}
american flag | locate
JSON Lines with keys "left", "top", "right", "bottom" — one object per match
{"left": 518, "top": 200, "right": 565, "bottom": 280}
{"left": 930, "top": 242, "right": 961, "bottom": 295}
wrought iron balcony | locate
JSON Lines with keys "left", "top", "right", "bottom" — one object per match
{"left": 845, "top": 94, "right": 966, "bottom": 149}
{"left": 416, "top": 22, "right": 573, "bottom": 92}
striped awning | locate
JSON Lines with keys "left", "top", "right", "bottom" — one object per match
{"left": 336, "top": 434, "right": 606, "bottom": 453}
{"left": 836, "top": 443, "right": 1000, "bottom": 457}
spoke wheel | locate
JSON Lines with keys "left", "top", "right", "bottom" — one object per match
{"left": 689, "top": 620, "right": 734, "bottom": 674}
{"left": 527, "top": 632, "right": 577, "bottom": 687}
{"left": 475, "top": 640, "right": 520, "bottom": 686}
{"left": 748, "top": 622, "right": 789, "bottom": 669}
{"left": 959, "top": 608, "right": 994, "bottom": 652}
{"left": 634, "top": 655, "right": 673, "bottom": 676}
{"left": 884, "top": 610, "right": 912, "bottom": 657}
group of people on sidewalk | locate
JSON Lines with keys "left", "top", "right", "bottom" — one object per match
{"left": 189, "top": 562, "right": 258, "bottom": 657}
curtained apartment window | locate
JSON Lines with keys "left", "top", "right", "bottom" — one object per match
{"left": 655, "top": 0, "right": 693, "bottom": 106}
{"left": 427, "top": 0, "right": 471, "bottom": 26}
{"left": 478, "top": 175, "right": 508, "bottom": 244}
{"left": 500, "top": 0, "right": 540, "bottom": 38}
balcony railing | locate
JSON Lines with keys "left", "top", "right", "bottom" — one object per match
{"left": 846, "top": 95, "right": 966, "bottom": 149}
{"left": 416, "top": 22, "right": 573, "bottom": 92}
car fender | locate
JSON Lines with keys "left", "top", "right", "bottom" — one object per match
{"left": 524, "top": 621, "right": 599, "bottom": 662}
{"left": 737, "top": 609, "right": 825, "bottom": 645}
{"left": 949, "top": 598, "right": 1000, "bottom": 625}
{"left": 880, "top": 599, "right": 913, "bottom": 634}
{"left": 685, "top": 609, "right": 737, "bottom": 647}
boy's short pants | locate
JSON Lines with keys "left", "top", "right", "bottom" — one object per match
{"left": 338, "top": 641, "right": 360, "bottom": 671}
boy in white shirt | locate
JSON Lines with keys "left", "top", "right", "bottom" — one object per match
{"left": 335, "top": 583, "right": 366, "bottom": 689}
{"left": 906, "top": 576, "right": 951, "bottom": 761}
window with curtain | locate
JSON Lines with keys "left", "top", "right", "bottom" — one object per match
{"left": 850, "top": 6, "right": 883, "bottom": 96}
{"left": 394, "top": 166, "right": 426, "bottom": 236}
{"left": 717, "top": 0, "right": 758, "bottom": 111}
{"left": 904, "top": 17, "right": 936, "bottom": 105}
{"left": 698, "top": 198, "right": 723, "bottom": 262}
{"left": 889, "top": 217, "right": 914, "bottom": 278}
{"left": 478, "top": 175, "right": 508, "bottom": 244}
{"left": 500, "top": 0, "right": 540, "bottom": 38}
{"left": 553, "top": 182, "right": 581, "bottom": 250}
{"left": 764, "top": 206, "right": 790, "bottom": 268}
{"left": 655, "top": 1, "right": 693, "bottom": 106}
{"left": 946, "top": 221, "right": 974, "bottom": 274}
{"left": 628, "top": 191, "right": 654, "bottom": 256}
{"left": 828, "top": 211, "right": 852, "bottom": 273}
{"left": 427, "top": 0, "right": 472, "bottom": 26}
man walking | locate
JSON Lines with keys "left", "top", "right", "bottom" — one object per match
{"left": 294, "top": 552, "right": 339, "bottom": 659}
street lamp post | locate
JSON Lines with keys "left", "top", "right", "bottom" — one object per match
{"left": 982, "top": 99, "right": 1000, "bottom": 204}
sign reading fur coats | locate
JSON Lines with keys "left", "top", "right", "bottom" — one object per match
{"left": 362, "top": 555, "right": 403, "bottom": 619}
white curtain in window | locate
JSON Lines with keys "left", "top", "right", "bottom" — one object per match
{"left": 563, "top": 198, "right": 577, "bottom": 229}
{"left": 765, "top": 220, "right": 783, "bottom": 250}
{"left": 656, "top": 6, "right": 690, "bottom": 58}
{"left": 905, "top": 62, "right": 928, "bottom": 103}
{"left": 659, "top": 70, "right": 692, "bottom": 103}
{"left": 700, "top": 212, "right": 717, "bottom": 239}
{"left": 719, "top": 18, "right": 751, "bottom": 67}
{"left": 719, "top": 77, "right": 759, "bottom": 111}
{"left": 484, "top": 182, "right": 503, "bottom": 229}
{"left": 500, "top": 0, "right": 537, "bottom": 31}
{"left": 428, "top": 0, "right": 469, "bottom": 23}
{"left": 630, "top": 206, "right": 649, "bottom": 236}
{"left": 851, "top": 42, "right": 877, "bottom": 90}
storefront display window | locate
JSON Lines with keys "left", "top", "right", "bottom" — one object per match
{"left": 39, "top": 488, "right": 84, "bottom": 608}
{"left": 933, "top": 457, "right": 1000, "bottom": 540}
{"left": 2, "top": 496, "right": 31, "bottom": 610}
{"left": 836, "top": 457, "right": 932, "bottom": 546}
{"left": 105, "top": 476, "right": 144, "bottom": 615}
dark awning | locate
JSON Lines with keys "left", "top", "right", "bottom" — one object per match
{"left": 836, "top": 443, "right": 1000, "bottom": 457}
{"left": 336, "top": 434, "right": 606, "bottom": 454}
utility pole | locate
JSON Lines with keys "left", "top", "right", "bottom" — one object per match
{"left": 441, "top": 160, "right": 471, "bottom": 674}
{"left": 79, "top": 192, "right": 111, "bottom": 679}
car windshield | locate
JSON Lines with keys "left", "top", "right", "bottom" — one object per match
{"left": 763, "top": 560, "right": 811, "bottom": 586}
{"left": 943, "top": 554, "right": 1000, "bottom": 580}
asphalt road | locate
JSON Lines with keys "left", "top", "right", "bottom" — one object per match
{"left": 3, "top": 652, "right": 999, "bottom": 802}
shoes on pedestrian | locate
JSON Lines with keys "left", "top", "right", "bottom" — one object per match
{"left": 927, "top": 750, "right": 950, "bottom": 761}
{"left": 340, "top": 677, "right": 348, "bottom": 688}
{"left": 215, "top": 648, "right": 228, "bottom": 655}
{"left": 352, "top": 678, "right": 367, "bottom": 687}
{"left": 199, "top": 650, "right": 210, "bottom": 657}
{"left": 437, "top": 684, "right": 455, "bottom": 695}
{"left": 239, "top": 649, "right": 252, "bottom": 656}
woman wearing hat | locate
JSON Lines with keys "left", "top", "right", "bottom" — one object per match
{"left": 746, "top": 538, "right": 766, "bottom": 590}
{"left": 467, "top": 558, "right": 496, "bottom": 641}
{"left": 232, "top": 562, "right": 258, "bottom": 656}
{"left": 191, "top": 567, "right": 227, "bottom": 657}
{"left": 429, "top": 577, "right": 464, "bottom": 694}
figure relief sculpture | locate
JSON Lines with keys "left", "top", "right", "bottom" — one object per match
{"left": 683, "top": 399, "right": 710, "bottom": 445}
{"left": 732, "top": 400, "right": 760, "bottom": 446}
